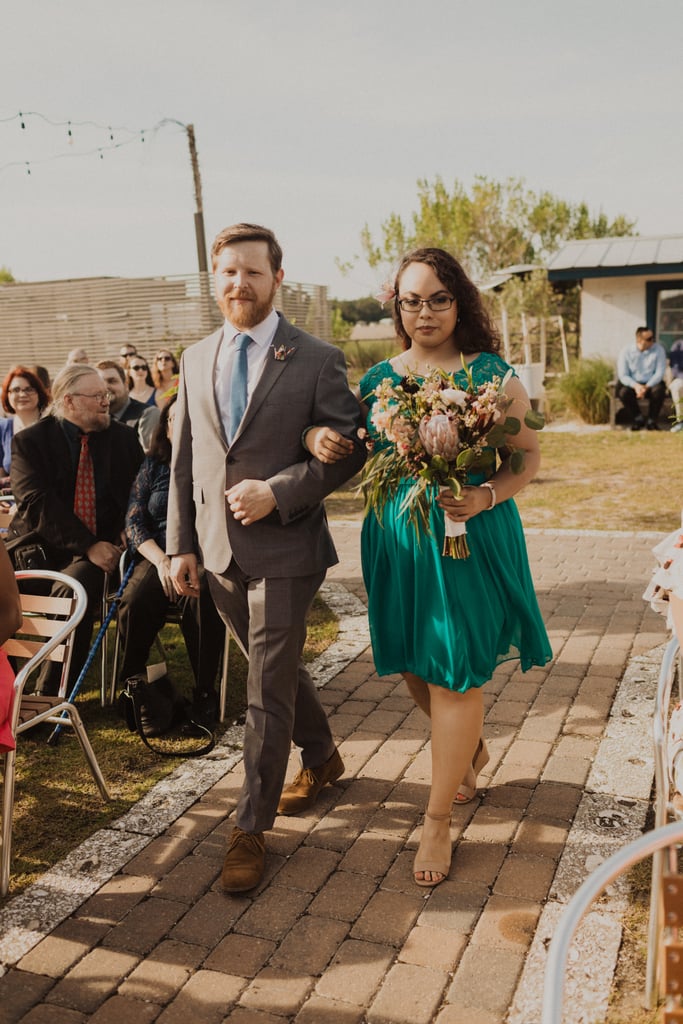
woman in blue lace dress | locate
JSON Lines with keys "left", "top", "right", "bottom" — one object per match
{"left": 306, "top": 248, "right": 551, "bottom": 888}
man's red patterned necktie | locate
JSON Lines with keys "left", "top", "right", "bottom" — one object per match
{"left": 74, "top": 433, "right": 97, "bottom": 534}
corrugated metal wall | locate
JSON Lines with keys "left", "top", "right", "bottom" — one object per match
{"left": 0, "top": 272, "right": 332, "bottom": 376}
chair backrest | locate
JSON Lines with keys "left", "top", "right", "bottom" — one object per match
{"left": 1, "top": 571, "right": 87, "bottom": 720}
{"left": 542, "top": 819, "right": 683, "bottom": 1024}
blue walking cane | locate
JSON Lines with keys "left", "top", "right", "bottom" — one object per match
{"left": 47, "top": 556, "right": 136, "bottom": 745}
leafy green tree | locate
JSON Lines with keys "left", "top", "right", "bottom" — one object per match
{"left": 333, "top": 296, "right": 386, "bottom": 326}
{"left": 355, "top": 175, "right": 635, "bottom": 281}
{"left": 0, "top": 267, "right": 14, "bottom": 283}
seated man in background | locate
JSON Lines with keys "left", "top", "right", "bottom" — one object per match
{"left": 95, "top": 359, "right": 147, "bottom": 431}
{"left": 668, "top": 338, "right": 683, "bottom": 433}
{"left": 96, "top": 359, "right": 159, "bottom": 452}
{"left": 8, "top": 364, "right": 143, "bottom": 695}
{"left": 616, "top": 326, "right": 667, "bottom": 431}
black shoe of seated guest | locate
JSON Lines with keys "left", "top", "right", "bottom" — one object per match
{"left": 646, "top": 419, "right": 659, "bottom": 431}
{"left": 631, "top": 416, "right": 645, "bottom": 432}
{"left": 189, "top": 689, "right": 219, "bottom": 729}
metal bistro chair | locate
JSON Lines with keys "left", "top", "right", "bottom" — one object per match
{"left": 542, "top": 819, "right": 683, "bottom": 1024}
{"left": 648, "top": 636, "right": 683, "bottom": 1006}
{"left": 105, "top": 550, "right": 232, "bottom": 722}
{"left": 1, "top": 569, "right": 110, "bottom": 897}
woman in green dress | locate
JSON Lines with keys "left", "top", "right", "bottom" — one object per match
{"left": 306, "top": 248, "right": 551, "bottom": 888}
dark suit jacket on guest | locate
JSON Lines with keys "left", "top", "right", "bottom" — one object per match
{"left": 167, "top": 314, "right": 366, "bottom": 578}
{"left": 9, "top": 415, "right": 143, "bottom": 561}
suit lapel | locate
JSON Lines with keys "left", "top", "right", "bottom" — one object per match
{"left": 202, "top": 328, "right": 229, "bottom": 447}
{"left": 232, "top": 317, "right": 299, "bottom": 443}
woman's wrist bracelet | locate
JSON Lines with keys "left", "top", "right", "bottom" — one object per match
{"left": 480, "top": 481, "right": 496, "bottom": 510}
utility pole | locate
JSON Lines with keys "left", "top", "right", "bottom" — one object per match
{"left": 185, "top": 123, "right": 208, "bottom": 274}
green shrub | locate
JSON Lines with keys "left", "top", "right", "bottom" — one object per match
{"left": 556, "top": 358, "right": 614, "bottom": 424}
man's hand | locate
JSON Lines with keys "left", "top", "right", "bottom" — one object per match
{"left": 226, "top": 480, "right": 276, "bottom": 525}
{"left": 86, "top": 541, "right": 122, "bottom": 574}
{"left": 635, "top": 383, "right": 648, "bottom": 398}
{"left": 171, "top": 552, "right": 200, "bottom": 596}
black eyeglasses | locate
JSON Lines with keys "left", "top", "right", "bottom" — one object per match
{"left": 130, "top": 364, "right": 148, "bottom": 371}
{"left": 120, "top": 350, "right": 136, "bottom": 357}
{"left": 8, "top": 385, "right": 36, "bottom": 396}
{"left": 157, "top": 355, "right": 173, "bottom": 362}
{"left": 398, "top": 295, "right": 455, "bottom": 313}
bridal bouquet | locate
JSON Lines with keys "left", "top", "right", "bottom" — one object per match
{"left": 362, "top": 364, "right": 544, "bottom": 558}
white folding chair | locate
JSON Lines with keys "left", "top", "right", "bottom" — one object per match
{"left": 1, "top": 569, "right": 110, "bottom": 896}
{"left": 542, "top": 819, "right": 683, "bottom": 1024}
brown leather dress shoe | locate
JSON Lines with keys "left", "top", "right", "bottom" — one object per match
{"left": 277, "top": 747, "right": 344, "bottom": 815}
{"left": 220, "top": 828, "right": 266, "bottom": 893}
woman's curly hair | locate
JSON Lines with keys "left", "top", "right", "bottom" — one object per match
{"left": 392, "top": 247, "right": 500, "bottom": 355}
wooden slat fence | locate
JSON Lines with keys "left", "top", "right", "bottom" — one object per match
{"left": 0, "top": 272, "right": 332, "bottom": 377}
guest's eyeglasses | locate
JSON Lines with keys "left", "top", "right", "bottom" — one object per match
{"left": 398, "top": 295, "right": 455, "bottom": 313}
{"left": 130, "top": 364, "right": 148, "bottom": 372}
{"left": 157, "top": 355, "right": 173, "bottom": 362}
{"left": 8, "top": 385, "right": 36, "bottom": 396}
{"left": 120, "top": 350, "right": 136, "bottom": 358}
{"left": 71, "top": 391, "right": 113, "bottom": 403}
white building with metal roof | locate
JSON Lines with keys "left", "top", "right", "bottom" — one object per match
{"left": 547, "top": 235, "right": 683, "bottom": 362}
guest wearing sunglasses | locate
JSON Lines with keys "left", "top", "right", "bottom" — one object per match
{"left": 0, "top": 366, "right": 50, "bottom": 485}
{"left": 152, "top": 349, "right": 179, "bottom": 406}
{"left": 128, "top": 359, "right": 157, "bottom": 407}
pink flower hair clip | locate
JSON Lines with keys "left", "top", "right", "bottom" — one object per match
{"left": 375, "top": 282, "right": 396, "bottom": 307}
{"left": 273, "top": 344, "right": 296, "bottom": 361}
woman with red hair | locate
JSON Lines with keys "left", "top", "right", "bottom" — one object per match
{"left": 0, "top": 366, "right": 50, "bottom": 484}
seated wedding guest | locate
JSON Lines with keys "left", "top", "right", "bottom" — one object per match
{"left": 616, "top": 326, "right": 667, "bottom": 430}
{"left": 0, "top": 366, "right": 50, "bottom": 483}
{"left": 669, "top": 338, "right": 683, "bottom": 433}
{"left": 128, "top": 356, "right": 157, "bottom": 407}
{"left": 66, "top": 348, "right": 90, "bottom": 366}
{"left": 152, "top": 348, "right": 179, "bottom": 407}
{"left": 7, "top": 365, "right": 143, "bottom": 695}
{"left": 95, "top": 360, "right": 146, "bottom": 430}
{"left": 117, "top": 396, "right": 224, "bottom": 726}
{"left": 118, "top": 344, "right": 137, "bottom": 370}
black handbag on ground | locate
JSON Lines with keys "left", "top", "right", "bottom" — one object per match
{"left": 118, "top": 674, "right": 215, "bottom": 757}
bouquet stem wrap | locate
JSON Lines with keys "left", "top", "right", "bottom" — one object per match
{"left": 443, "top": 515, "right": 470, "bottom": 559}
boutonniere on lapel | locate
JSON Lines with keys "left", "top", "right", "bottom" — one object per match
{"left": 273, "top": 344, "right": 296, "bottom": 361}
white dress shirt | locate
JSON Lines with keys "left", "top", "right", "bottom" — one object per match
{"left": 215, "top": 309, "right": 280, "bottom": 441}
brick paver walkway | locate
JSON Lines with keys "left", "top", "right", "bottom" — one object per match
{"left": 0, "top": 524, "right": 669, "bottom": 1024}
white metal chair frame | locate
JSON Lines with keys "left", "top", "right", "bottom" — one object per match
{"left": 1, "top": 569, "right": 110, "bottom": 897}
{"left": 648, "top": 636, "right": 683, "bottom": 1005}
{"left": 542, "top": 818, "right": 683, "bottom": 1024}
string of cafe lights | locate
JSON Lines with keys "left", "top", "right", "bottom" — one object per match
{"left": 0, "top": 112, "right": 186, "bottom": 175}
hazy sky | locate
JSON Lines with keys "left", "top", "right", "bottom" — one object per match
{"left": 2, "top": 0, "right": 681, "bottom": 299}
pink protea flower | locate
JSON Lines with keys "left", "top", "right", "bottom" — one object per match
{"left": 418, "top": 414, "right": 460, "bottom": 460}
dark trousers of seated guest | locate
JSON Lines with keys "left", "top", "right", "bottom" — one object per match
{"left": 616, "top": 380, "right": 667, "bottom": 424}
{"left": 36, "top": 556, "right": 108, "bottom": 696}
{"left": 117, "top": 558, "right": 225, "bottom": 695}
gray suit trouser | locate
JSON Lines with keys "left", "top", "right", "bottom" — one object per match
{"left": 208, "top": 564, "right": 334, "bottom": 833}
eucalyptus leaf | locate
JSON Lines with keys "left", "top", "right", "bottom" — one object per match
{"left": 486, "top": 424, "right": 508, "bottom": 447}
{"left": 503, "top": 416, "right": 521, "bottom": 435}
{"left": 510, "top": 448, "right": 525, "bottom": 474}
{"left": 524, "top": 408, "right": 546, "bottom": 430}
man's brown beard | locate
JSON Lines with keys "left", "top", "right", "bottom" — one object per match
{"left": 218, "top": 282, "right": 278, "bottom": 330}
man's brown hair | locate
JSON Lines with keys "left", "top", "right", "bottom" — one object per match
{"left": 211, "top": 223, "right": 283, "bottom": 275}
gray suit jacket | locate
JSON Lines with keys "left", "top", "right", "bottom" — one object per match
{"left": 166, "top": 315, "right": 365, "bottom": 578}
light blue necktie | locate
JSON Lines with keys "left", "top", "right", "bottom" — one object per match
{"left": 228, "top": 333, "right": 252, "bottom": 441}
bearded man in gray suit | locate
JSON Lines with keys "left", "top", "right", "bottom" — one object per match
{"left": 167, "top": 223, "right": 365, "bottom": 892}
